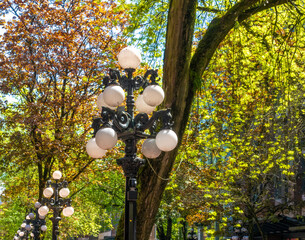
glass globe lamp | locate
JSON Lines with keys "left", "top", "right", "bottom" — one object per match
{"left": 21, "top": 223, "right": 26, "bottom": 228}
{"left": 62, "top": 206, "right": 74, "bottom": 217}
{"left": 97, "top": 92, "right": 116, "bottom": 110}
{"left": 43, "top": 187, "right": 54, "bottom": 198}
{"left": 38, "top": 206, "right": 49, "bottom": 216}
{"left": 103, "top": 85, "right": 125, "bottom": 107}
{"left": 25, "top": 225, "right": 31, "bottom": 231}
{"left": 95, "top": 128, "right": 118, "bottom": 150}
{"left": 41, "top": 225, "right": 47, "bottom": 232}
{"left": 34, "top": 202, "right": 41, "bottom": 208}
{"left": 86, "top": 138, "right": 106, "bottom": 158}
{"left": 28, "top": 213, "right": 35, "bottom": 219}
{"left": 18, "top": 232, "right": 24, "bottom": 237}
{"left": 155, "top": 129, "right": 178, "bottom": 152}
{"left": 52, "top": 170, "right": 62, "bottom": 180}
{"left": 135, "top": 95, "right": 155, "bottom": 114}
{"left": 141, "top": 139, "right": 161, "bottom": 158}
{"left": 59, "top": 187, "right": 70, "bottom": 198}
{"left": 118, "top": 47, "right": 141, "bottom": 69}
{"left": 143, "top": 85, "right": 165, "bottom": 107}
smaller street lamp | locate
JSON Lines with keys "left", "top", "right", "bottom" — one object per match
{"left": 187, "top": 228, "right": 198, "bottom": 240}
{"left": 233, "top": 222, "right": 248, "bottom": 240}
{"left": 13, "top": 203, "right": 47, "bottom": 240}
{"left": 27, "top": 202, "right": 47, "bottom": 240}
{"left": 38, "top": 171, "right": 74, "bottom": 240}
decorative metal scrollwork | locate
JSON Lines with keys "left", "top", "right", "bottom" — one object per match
{"left": 134, "top": 113, "right": 149, "bottom": 131}
{"left": 101, "top": 68, "right": 160, "bottom": 92}
{"left": 114, "top": 110, "right": 131, "bottom": 132}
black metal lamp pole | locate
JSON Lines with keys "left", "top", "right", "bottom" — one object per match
{"left": 39, "top": 172, "right": 73, "bottom": 240}
{"left": 89, "top": 49, "right": 177, "bottom": 240}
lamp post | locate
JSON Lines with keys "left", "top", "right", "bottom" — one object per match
{"left": 187, "top": 228, "right": 198, "bottom": 240}
{"left": 13, "top": 205, "right": 46, "bottom": 240}
{"left": 86, "top": 47, "right": 178, "bottom": 240}
{"left": 27, "top": 203, "right": 47, "bottom": 240}
{"left": 232, "top": 224, "right": 248, "bottom": 240}
{"left": 38, "top": 171, "right": 74, "bottom": 240}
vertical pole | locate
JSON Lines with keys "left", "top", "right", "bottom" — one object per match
{"left": 51, "top": 211, "right": 60, "bottom": 240}
{"left": 52, "top": 181, "right": 60, "bottom": 240}
{"left": 52, "top": 220, "right": 57, "bottom": 240}
{"left": 125, "top": 177, "right": 137, "bottom": 240}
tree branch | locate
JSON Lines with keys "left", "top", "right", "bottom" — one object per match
{"left": 238, "top": 0, "right": 289, "bottom": 22}
{"left": 197, "top": 6, "right": 223, "bottom": 13}
{"left": 190, "top": 0, "right": 290, "bottom": 86}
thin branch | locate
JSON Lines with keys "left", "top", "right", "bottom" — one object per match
{"left": 70, "top": 158, "right": 96, "bottom": 182}
{"left": 197, "top": 6, "right": 223, "bottom": 13}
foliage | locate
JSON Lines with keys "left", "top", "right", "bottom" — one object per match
{"left": 118, "top": 0, "right": 168, "bottom": 68}
{"left": 0, "top": 0, "right": 128, "bottom": 237}
{"left": 162, "top": 4, "right": 305, "bottom": 238}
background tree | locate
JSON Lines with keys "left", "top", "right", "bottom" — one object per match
{"left": 0, "top": 0, "right": 127, "bottom": 238}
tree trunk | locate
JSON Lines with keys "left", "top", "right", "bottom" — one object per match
{"left": 135, "top": 0, "right": 198, "bottom": 239}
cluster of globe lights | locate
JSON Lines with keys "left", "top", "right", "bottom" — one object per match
{"left": 37, "top": 171, "right": 74, "bottom": 218}
{"left": 86, "top": 46, "right": 178, "bottom": 159}
{"left": 14, "top": 206, "right": 47, "bottom": 240}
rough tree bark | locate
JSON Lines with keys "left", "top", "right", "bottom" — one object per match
{"left": 116, "top": 0, "right": 289, "bottom": 239}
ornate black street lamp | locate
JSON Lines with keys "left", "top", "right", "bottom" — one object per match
{"left": 27, "top": 203, "right": 47, "bottom": 240}
{"left": 37, "top": 171, "right": 74, "bottom": 240}
{"left": 232, "top": 223, "right": 248, "bottom": 240}
{"left": 13, "top": 205, "right": 47, "bottom": 240}
{"left": 86, "top": 47, "right": 178, "bottom": 240}
{"left": 187, "top": 228, "right": 198, "bottom": 240}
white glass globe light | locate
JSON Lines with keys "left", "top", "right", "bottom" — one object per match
{"left": 19, "top": 232, "right": 24, "bottom": 237}
{"left": 38, "top": 206, "right": 49, "bottom": 216}
{"left": 143, "top": 85, "right": 165, "bottom": 107}
{"left": 118, "top": 47, "right": 141, "bottom": 69}
{"left": 17, "top": 230, "right": 20, "bottom": 234}
{"left": 41, "top": 225, "right": 47, "bottom": 232}
{"left": 14, "top": 236, "right": 19, "bottom": 240}
{"left": 39, "top": 214, "right": 45, "bottom": 219}
{"left": 103, "top": 85, "right": 125, "bottom": 107}
{"left": 43, "top": 187, "right": 54, "bottom": 198}
{"left": 21, "top": 223, "right": 26, "bottom": 228}
{"left": 156, "top": 129, "right": 178, "bottom": 152}
{"left": 59, "top": 188, "right": 70, "bottom": 198}
{"left": 26, "top": 215, "right": 30, "bottom": 220}
{"left": 135, "top": 95, "right": 155, "bottom": 114}
{"left": 28, "top": 213, "right": 35, "bottom": 219}
{"left": 34, "top": 202, "right": 41, "bottom": 208}
{"left": 97, "top": 93, "right": 116, "bottom": 110}
{"left": 95, "top": 128, "right": 118, "bottom": 150}
{"left": 52, "top": 170, "right": 62, "bottom": 180}
{"left": 142, "top": 139, "right": 161, "bottom": 159}
{"left": 86, "top": 138, "right": 107, "bottom": 158}
{"left": 30, "top": 233, "right": 34, "bottom": 237}
{"left": 63, "top": 206, "right": 74, "bottom": 217}
{"left": 25, "top": 225, "right": 31, "bottom": 231}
